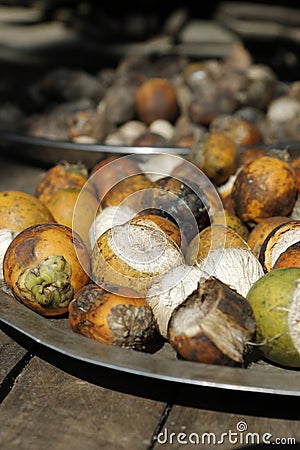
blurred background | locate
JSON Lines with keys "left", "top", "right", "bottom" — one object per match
{"left": 0, "top": 0, "right": 299, "bottom": 80}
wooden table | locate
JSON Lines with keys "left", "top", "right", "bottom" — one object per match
{"left": 1, "top": 154, "right": 300, "bottom": 450}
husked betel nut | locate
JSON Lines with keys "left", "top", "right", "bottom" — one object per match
{"left": 168, "top": 278, "right": 256, "bottom": 366}
{"left": 146, "top": 264, "right": 203, "bottom": 339}
{"left": 197, "top": 247, "right": 264, "bottom": 298}
{"left": 91, "top": 221, "right": 184, "bottom": 296}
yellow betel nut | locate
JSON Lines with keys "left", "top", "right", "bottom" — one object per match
{"left": 186, "top": 223, "right": 250, "bottom": 264}
{"left": 45, "top": 187, "right": 99, "bottom": 248}
{"left": 232, "top": 156, "right": 298, "bottom": 224}
{"left": 0, "top": 190, "right": 54, "bottom": 232}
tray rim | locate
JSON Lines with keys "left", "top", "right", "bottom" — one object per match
{"left": 1, "top": 288, "right": 300, "bottom": 397}
{"left": 0, "top": 130, "right": 191, "bottom": 156}
{"left": 1, "top": 130, "right": 300, "bottom": 155}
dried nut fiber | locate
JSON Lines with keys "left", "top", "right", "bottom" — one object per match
{"left": 168, "top": 277, "right": 256, "bottom": 366}
{"left": 146, "top": 264, "right": 203, "bottom": 338}
{"left": 198, "top": 247, "right": 264, "bottom": 298}
{"left": 91, "top": 221, "right": 184, "bottom": 296}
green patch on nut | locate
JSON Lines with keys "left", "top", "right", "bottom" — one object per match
{"left": 17, "top": 255, "right": 74, "bottom": 309}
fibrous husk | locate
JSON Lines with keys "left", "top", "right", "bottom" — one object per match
{"left": 146, "top": 264, "right": 203, "bottom": 338}
{"left": 198, "top": 247, "right": 264, "bottom": 298}
{"left": 168, "top": 277, "right": 256, "bottom": 366}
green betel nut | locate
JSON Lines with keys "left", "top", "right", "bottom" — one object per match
{"left": 17, "top": 255, "right": 74, "bottom": 309}
{"left": 246, "top": 267, "right": 300, "bottom": 368}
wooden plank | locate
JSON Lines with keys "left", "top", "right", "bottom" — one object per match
{"left": 152, "top": 386, "right": 300, "bottom": 449}
{"left": 0, "top": 329, "right": 28, "bottom": 383}
{"left": 154, "top": 407, "right": 300, "bottom": 448}
{"left": 0, "top": 356, "right": 171, "bottom": 450}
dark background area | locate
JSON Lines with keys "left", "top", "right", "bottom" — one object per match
{"left": 0, "top": 0, "right": 299, "bottom": 80}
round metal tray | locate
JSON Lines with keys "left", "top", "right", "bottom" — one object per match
{"left": 1, "top": 289, "right": 300, "bottom": 396}
{"left": 1, "top": 131, "right": 300, "bottom": 169}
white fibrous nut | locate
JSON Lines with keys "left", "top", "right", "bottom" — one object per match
{"left": 247, "top": 64, "right": 276, "bottom": 82}
{"left": 267, "top": 96, "right": 300, "bottom": 123}
{"left": 89, "top": 206, "right": 135, "bottom": 250}
{"left": 118, "top": 120, "right": 147, "bottom": 145}
{"left": 146, "top": 264, "right": 203, "bottom": 338}
{"left": 138, "top": 154, "right": 182, "bottom": 182}
{"left": 198, "top": 247, "right": 264, "bottom": 298}
{"left": 91, "top": 222, "right": 184, "bottom": 296}
{"left": 270, "top": 227, "right": 300, "bottom": 266}
{"left": 104, "top": 132, "right": 125, "bottom": 145}
{"left": 108, "top": 224, "right": 183, "bottom": 274}
{"left": 168, "top": 277, "right": 256, "bottom": 366}
{"left": 72, "top": 135, "right": 97, "bottom": 144}
{"left": 217, "top": 168, "right": 241, "bottom": 198}
{"left": 0, "top": 228, "right": 19, "bottom": 281}
{"left": 148, "top": 119, "right": 174, "bottom": 141}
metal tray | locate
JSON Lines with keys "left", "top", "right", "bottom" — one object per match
{"left": 1, "top": 288, "right": 300, "bottom": 396}
{"left": 0, "top": 131, "right": 191, "bottom": 168}
{"left": 2, "top": 131, "right": 300, "bottom": 169}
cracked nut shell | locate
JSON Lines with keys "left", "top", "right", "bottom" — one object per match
{"left": 259, "top": 220, "right": 300, "bottom": 272}
{"left": 247, "top": 216, "right": 291, "bottom": 259}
